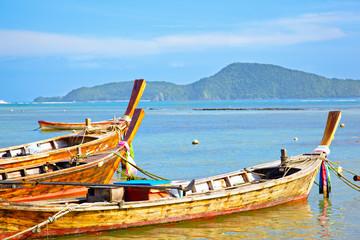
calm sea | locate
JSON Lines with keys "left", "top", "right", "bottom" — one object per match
{"left": 1, "top": 99, "right": 360, "bottom": 239}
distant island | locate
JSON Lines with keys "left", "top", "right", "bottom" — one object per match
{"left": 34, "top": 63, "right": 360, "bottom": 102}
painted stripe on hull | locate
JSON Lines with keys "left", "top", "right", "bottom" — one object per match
{"left": 10, "top": 187, "right": 88, "bottom": 202}
{"left": 0, "top": 194, "right": 308, "bottom": 239}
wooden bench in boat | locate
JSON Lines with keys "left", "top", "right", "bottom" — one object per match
{"left": 0, "top": 136, "right": 100, "bottom": 159}
{"left": 86, "top": 180, "right": 173, "bottom": 202}
{"left": 189, "top": 169, "right": 260, "bottom": 194}
{"left": 0, "top": 155, "right": 90, "bottom": 181}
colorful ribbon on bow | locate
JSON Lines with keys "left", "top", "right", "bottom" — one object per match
{"left": 312, "top": 145, "right": 330, "bottom": 158}
{"left": 319, "top": 161, "right": 331, "bottom": 198}
{"left": 118, "top": 141, "right": 137, "bottom": 176}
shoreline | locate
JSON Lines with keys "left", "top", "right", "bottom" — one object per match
{"left": 192, "top": 107, "right": 306, "bottom": 111}
{"left": 148, "top": 107, "right": 345, "bottom": 111}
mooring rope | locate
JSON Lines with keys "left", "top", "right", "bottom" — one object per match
{"left": 4, "top": 202, "right": 106, "bottom": 240}
{"left": 63, "top": 144, "right": 168, "bottom": 181}
{"left": 323, "top": 158, "right": 360, "bottom": 192}
{"left": 67, "top": 125, "right": 125, "bottom": 165}
{"left": 114, "top": 152, "right": 169, "bottom": 181}
{"left": 283, "top": 156, "right": 318, "bottom": 177}
{"left": 32, "top": 127, "right": 41, "bottom": 131}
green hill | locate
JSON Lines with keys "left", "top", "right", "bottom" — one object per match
{"left": 34, "top": 63, "right": 360, "bottom": 102}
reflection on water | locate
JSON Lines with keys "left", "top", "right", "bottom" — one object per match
{"left": 317, "top": 198, "right": 332, "bottom": 238}
{"left": 57, "top": 200, "right": 327, "bottom": 240}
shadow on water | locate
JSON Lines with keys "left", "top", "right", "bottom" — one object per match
{"left": 56, "top": 200, "right": 332, "bottom": 240}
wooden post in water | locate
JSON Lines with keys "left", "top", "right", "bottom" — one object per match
{"left": 85, "top": 118, "right": 91, "bottom": 128}
{"left": 279, "top": 149, "right": 288, "bottom": 172}
{"left": 281, "top": 149, "right": 288, "bottom": 164}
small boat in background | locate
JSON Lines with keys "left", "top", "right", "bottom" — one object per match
{"left": 38, "top": 79, "right": 146, "bottom": 131}
{"left": 0, "top": 108, "right": 145, "bottom": 202}
{"left": 0, "top": 111, "right": 341, "bottom": 239}
{"left": 0, "top": 79, "right": 146, "bottom": 170}
{"left": 39, "top": 117, "right": 124, "bottom": 131}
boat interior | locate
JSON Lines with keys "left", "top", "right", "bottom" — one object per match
{"left": 189, "top": 165, "right": 300, "bottom": 194}
{"left": 82, "top": 163, "right": 303, "bottom": 204}
{"left": 0, "top": 135, "right": 100, "bottom": 158}
{"left": 0, "top": 150, "right": 106, "bottom": 181}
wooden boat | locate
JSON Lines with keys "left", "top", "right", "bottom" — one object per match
{"left": 0, "top": 108, "right": 145, "bottom": 202}
{"left": 0, "top": 111, "right": 341, "bottom": 239}
{"left": 38, "top": 118, "right": 124, "bottom": 131}
{"left": 0, "top": 79, "right": 146, "bottom": 170}
{"left": 38, "top": 79, "right": 146, "bottom": 131}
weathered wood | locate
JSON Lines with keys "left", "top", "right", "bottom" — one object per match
{"left": 0, "top": 155, "right": 322, "bottom": 239}
{"left": 86, "top": 187, "right": 125, "bottom": 202}
{"left": 281, "top": 149, "right": 287, "bottom": 164}
{"left": 85, "top": 118, "right": 91, "bottom": 128}
{"left": 0, "top": 108, "right": 145, "bottom": 202}
{"left": 0, "top": 131, "right": 120, "bottom": 169}
{"left": 319, "top": 111, "right": 341, "bottom": 147}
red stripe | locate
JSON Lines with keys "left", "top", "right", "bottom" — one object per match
{"left": 1, "top": 193, "right": 309, "bottom": 239}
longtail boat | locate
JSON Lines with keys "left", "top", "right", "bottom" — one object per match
{"left": 0, "top": 79, "right": 146, "bottom": 169}
{"left": 38, "top": 118, "right": 122, "bottom": 131}
{"left": 0, "top": 111, "right": 341, "bottom": 239}
{"left": 38, "top": 80, "right": 146, "bottom": 131}
{"left": 0, "top": 108, "right": 145, "bottom": 202}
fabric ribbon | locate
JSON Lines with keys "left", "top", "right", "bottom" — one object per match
{"left": 120, "top": 115, "right": 131, "bottom": 122}
{"left": 319, "top": 161, "right": 331, "bottom": 198}
{"left": 118, "top": 141, "right": 137, "bottom": 176}
{"left": 312, "top": 145, "right": 330, "bottom": 157}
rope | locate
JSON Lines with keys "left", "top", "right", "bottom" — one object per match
{"left": 4, "top": 202, "right": 105, "bottom": 240}
{"left": 67, "top": 125, "right": 125, "bottom": 165}
{"left": 32, "top": 127, "right": 41, "bottom": 131}
{"left": 60, "top": 145, "right": 169, "bottom": 181}
{"left": 284, "top": 155, "right": 360, "bottom": 193}
{"left": 84, "top": 124, "right": 126, "bottom": 136}
{"left": 114, "top": 152, "right": 169, "bottom": 181}
{"left": 323, "top": 158, "right": 360, "bottom": 192}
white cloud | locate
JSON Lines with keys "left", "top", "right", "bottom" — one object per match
{"left": 169, "top": 62, "right": 184, "bottom": 68}
{"left": 0, "top": 12, "right": 355, "bottom": 58}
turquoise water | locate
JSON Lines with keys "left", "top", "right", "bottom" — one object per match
{"left": 1, "top": 99, "right": 360, "bottom": 239}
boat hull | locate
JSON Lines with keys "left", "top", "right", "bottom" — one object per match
{"left": 38, "top": 120, "right": 122, "bottom": 131}
{"left": 0, "top": 157, "right": 321, "bottom": 239}
{"left": 0, "top": 147, "right": 125, "bottom": 202}
{"left": 0, "top": 130, "right": 122, "bottom": 169}
{"left": 0, "top": 108, "right": 146, "bottom": 202}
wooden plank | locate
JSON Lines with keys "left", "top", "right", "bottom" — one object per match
{"left": 123, "top": 109, "right": 145, "bottom": 144}
{"left": 124, "top": 79, "right": 146, "bottom": 118}
{"left": 319, "top": 111, "right": 341, "bottom": 147}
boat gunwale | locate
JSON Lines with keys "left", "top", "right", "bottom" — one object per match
{"left": 0, "top": 129, "right": 122, "bottom": 165}
{"left": 38, "top": 119, "right": 126, "bottom": 127}
{"left": 0, "top": 146, "right": 126, "bottom": 182}
{"left": 0, "top": 154, "right": 323, "bottom": 212}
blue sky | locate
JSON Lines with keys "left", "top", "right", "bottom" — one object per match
{"left": 1, "top": 0, "right": 360, "bottom": 101}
